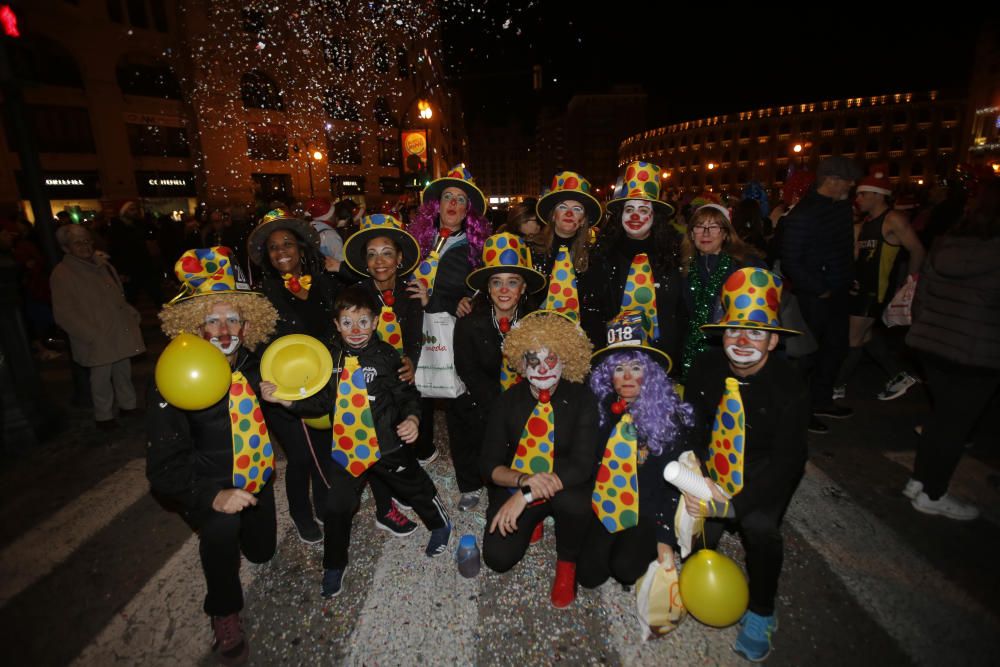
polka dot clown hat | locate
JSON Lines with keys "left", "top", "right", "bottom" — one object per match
{"left": 536, "top": 171, "right": 602, "bottom": 226}
{"left": 701, "top": 268, "right": 801, "bottom": 335}
{"left": 342, "top": 213, "right": 421, "bottom": 278}
{"left": 466, "top": 232, "right": 547, "bottom": 294}
{"left": 170, "top": 246, "right": 260, "bottom": 304}
{"left": 247, "top": 208, "right": 321, "bottom": 268}
{"left": 591, "top": 309, "right": 672, "bottom": 372}
{"left": 421, "top": 163, "right": 487, "bottom": 215}
{"left": 607, "top": 161, "right": 675, "bottom": 217}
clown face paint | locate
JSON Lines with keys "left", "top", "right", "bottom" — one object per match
{"left": 723, "top": 328, "right": 777, "bottom": 376}
{"left": 523, "top": 347, "right": 563, "bottom": 391}
{"left": 440, "top": 186, "right": 469, "bottom": 231}
{"left": 621, "top": 200, "right": 654, "bottom": 240}
{"left": 553, "top": 200, "right": 586, "bottom": 238}
{"left": 488, "top": 272, "right": 525, "bottom": 317}
{"left": 202, "top": 301, "right": 245, "bottom": 357}
{"left": 336, "top": 306, "right": 376, "bottom": 349}
{"left": 612, "top": 360, "right": 645, "bottom": 402}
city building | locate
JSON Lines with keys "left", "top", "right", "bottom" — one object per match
{"left": 467, "top": 120, "right": 533, "bottom": 208}
{"left": 966, "top": 24, "right": 999, "bottom": 172}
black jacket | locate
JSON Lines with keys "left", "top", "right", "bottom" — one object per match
{"left": 146, "top": 349, "right": 266, "bottom": 523}
{"left": 289, "top": 338, "right": 421, "bottom": 457}
{"left": 683, "top": 348, "right": 808, "bottom": 516}
{"left": 780, "top": 187, "right": 854, "bottom": 295}
{"left": 260, "top": 271, "right": 341, "bottom": 343}
{"left": 425, "top": 236, "right": 474, "bottom": 316}
{"left": 358, "top": 276, "right": 424, "bottom": 365}
{"left": 454, "top": 305, "right": 506, "bottom": 411}
{"left": 480, "top": 381, "right": 601, "bottom": 489}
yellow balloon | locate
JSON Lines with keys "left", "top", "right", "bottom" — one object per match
{"left": 678, "top": 549, "right": 749, "bottom": 627}
{"left": 155, "top": 332, "right": 231, "bottom": 410}
{"left": 303, "top": 414, "right": 332, "bottom": 430}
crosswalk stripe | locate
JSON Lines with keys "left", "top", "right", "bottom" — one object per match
{"left": 0, "top": 458, "right": 149, "bottom": 608}
{"left": 883, "top": 451, "right": 999, "bottom": 526}
{"left": 787, "top": 463, "right": 1000, "bottom": 667}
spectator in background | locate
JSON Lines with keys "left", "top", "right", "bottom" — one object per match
{"left": 110, "top": 200, "right": 164, "bottom": 305}
{"left": 496, "top": 198, "right": 541, "bottom": 245}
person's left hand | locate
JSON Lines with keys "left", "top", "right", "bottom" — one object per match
{"left": 396, "top": 415, "right": 419, "bottom": 443}
{"left": 657, "top": 542, "right": 675, "bottom": 568}
{"left": 406, "top": 279, "right": 429, "bottom": 307}
{"left": 456, "top": 296, "right": 473, "bottom": 317}
{"left": 260, "top": 381, "right": 292, "bottom": 407}
{"left": 398, "top": 356, "right": 415, "bottom": 383}
{"left": 489, "top": 493, "right": 527, "bottom": 536}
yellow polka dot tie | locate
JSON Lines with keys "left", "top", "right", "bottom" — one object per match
{"left": 413, "top": 230, "right": 450, "bottom": 297}
{"left": 331, "top": 356, "right": 381, "bottom": 477}
{"left": 593, "top": 411, "right": 639, "bottom": 532}
{"left": 376, "top": 292, "right": 404, "bottom": 354}
{"left": 707, "top": 378, "right": 745, "bottom": 496}
{"left": 499, "top": 360, "right": 519, "bottom": 391}
{"left": 228, "top": 371, "right": 274, "bottom": 494}
{"left": 544, "top": 245, "right": 580, "bottom": 321}
{"left": 621, "top": 253, "right": 659, "bottom": 341}
{"left": 511, "top": 392, "right": 554, "bottom": 474}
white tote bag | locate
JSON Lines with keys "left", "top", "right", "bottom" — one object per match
{"left": 414, "top": 312, "right": 467, "bottom": 399}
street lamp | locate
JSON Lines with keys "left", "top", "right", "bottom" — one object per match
{"left": 418, "top": 99, "right": 433, "bottom": 120}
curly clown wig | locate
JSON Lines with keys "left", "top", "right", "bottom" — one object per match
{"left": 159, "top": 294, "right": 278, "bottom": 352}
{"left": 407, "top": 198, "right": 491, "bottom": 269}
{"left": 589, "top": 350, "right": 694, "bottom": 456}
{"left": 502, "top": 312, "right": 592, "bottom": 383}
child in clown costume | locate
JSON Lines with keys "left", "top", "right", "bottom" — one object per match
{"left": 146, "top": 247, "right": 279, "bottom": 666}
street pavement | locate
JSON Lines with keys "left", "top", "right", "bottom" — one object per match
{"left": 2, "top": 318, "right": 998, "bottom": 666}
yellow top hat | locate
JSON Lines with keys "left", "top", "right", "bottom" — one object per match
{"left": 591, "top": 310, "right": 672, "bottom": 373}
{"left": 259, "top": 334, "right": 334, "bottom": 401}
{"left": 343, "top": 213, "right": 421, "bottom": 277}
{"left": 537, "top": 171, "right": 602, "bottom": 226}
{"left": 701, "top": 268, "right": 801, "bottom": 335}
{"left": 466, "top": 232, "right": 547, "bottom": 294}
{"left": 421, "top": 164, "right": 487, "bottom": 214}
{"left": 606, "top": 161, "right": 675, "bottom": 217}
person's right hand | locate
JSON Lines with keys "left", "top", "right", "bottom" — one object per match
{"left": 524, "top": 472, "right": 562, "bottom": 500}
{"left": 213, "top": 489, "right": 257, "bottom": 514}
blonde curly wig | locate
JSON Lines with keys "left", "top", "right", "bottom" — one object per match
{"left": 159, "top": 294, "right": 278, "bottom": 351}
{"left": 502, "top": 311, "right": 593, "bottom": 383}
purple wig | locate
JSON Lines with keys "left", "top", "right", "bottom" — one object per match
{"left": 407, "top": 199, "right": 491, "bottom": 269}
{"left": 589, "top": 350, "right": 694, "bottom": 456}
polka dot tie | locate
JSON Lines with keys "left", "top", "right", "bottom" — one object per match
{"left": 543, "top": 245, "right": 580, "bottom": 321}
{"left": 510, "top": 395, "right": 554, "bottom": 474}
{"left": 707, "top": 378, "right": 745, "bottom": 496}
{"left": 376, "top": 305, "right": 404, "bottom": 354}
{"left": 593, "top": 412, "right": 639, "bottom": 532}
{"left": 228, "top": 371, "right": 274, "bottom": 494}
{"left": 621, "top": 253, "right": 659, "bottom": 342}
{"left": 331, "top": 356, "right": 381, "bottom": 477}
{"left": 414, "top": 231, "right": 449, "bottom": 297}
{"left": 499, "top": 360, "right": 519, "bottom": 391}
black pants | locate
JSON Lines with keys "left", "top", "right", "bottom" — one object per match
{"left": 482, "top": 484, "right": 591, "bottom": 572}
{"left": 323, "top": 446, "right": 447, "bottom": 569}
{"left": 264, "top": 405, "right": 329, "bottom": 527}
{"left": 198, "top": 483, "right": 277, "bottom": 617}
{"left": 577, "top": 515, "right": 658, "bottom": 589}
{"left": 446, "top": 393, "right": 487, "bottom": 493}
{"left": 914, "top": 352, "right": 1000, "bottom": 499}
{"left": 414, "top": 397, "right": 438, "bottom": 460}
{"left": 797, "top": 289, "right": 850, "bottom": 410}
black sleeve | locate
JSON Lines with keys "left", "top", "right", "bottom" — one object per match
{"left": 557, "top": 387, "right": 601, "bottom": 488}
{"left": 426, "top": 247, "right": 473, "bottom": 315}
{"left": 399, "top": 288, "right": 424, "bottom": 364}
{"left": 386, "top": 351, "right": 422, "bottom": 420}
{"left": 454, "top": 314, "right": 500, "bottom": 408}
{"left": 480, "top": 394, "right": 513, "bottom": 481}
{"left": 780, "top": 207, "right": 824, "bottom": 295}
{"left": 682, "top": 353, "right": 716, "bottom": 460}
{"left": 285, "top": 379, "right": 336, "bottom": 418}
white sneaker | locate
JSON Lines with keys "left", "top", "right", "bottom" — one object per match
{"left": 911, "top": 492, "right": 979, "bottom": 521}
{"left": 877, "top": 373, "right": 918, "bottom": 401}
{"left": 902, "top": 478, "right": 923, "bottom": 500}
{"left": 832, "top": 385, "right": 847, "bottom": 401}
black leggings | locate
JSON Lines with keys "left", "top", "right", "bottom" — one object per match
{"left": 446, "top": 393, "right": 487, "bottom": 493}
{"left": 264, "top": 405, "right": 329, "bottom": 527}
{"left": 577, "top": 515, "right": 658, "bottom": 588}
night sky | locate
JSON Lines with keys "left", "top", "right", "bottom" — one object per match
{"left": 440, "top": 2, "right": 979, "bottom": 129}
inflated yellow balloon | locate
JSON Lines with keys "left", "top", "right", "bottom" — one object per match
{"left": 155, "top": 332, "right": 231, "bottom": 410}
{"left": 303, "top": 414, "right": 332, "bottom": 430}
{"left": 678, "top": 549, "right": 749, "bottom": 627}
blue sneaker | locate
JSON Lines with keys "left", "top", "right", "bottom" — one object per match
{"left": 425, "top": 521, "right": 452, "bottom": 557}
{"left": 733, "top": 610, "right": 777, "bottom": 662}
{"left": 321, "top": 566, "right": 347, "bottom": 598}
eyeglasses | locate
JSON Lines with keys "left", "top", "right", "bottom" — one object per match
{"left": 724, "top": 328, "right": 768, "bottom": 341}
{"left": 693, "top": 224, "right": 723, "bottom": 235}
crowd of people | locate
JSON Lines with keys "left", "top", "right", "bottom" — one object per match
{"left": 2, "top": 156, "right": 997, "bottom": 665}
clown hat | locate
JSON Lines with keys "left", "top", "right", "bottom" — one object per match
{"left": 607, "top": 161, "right": 675, "bottom": 217}
{"left": 421, "top": 164, "right": 487, "bottom": 214}
{"left": 260, "top": 333, "right": 334, "bottom": 401}
{"left": 169, "top": 246, "right": 263, "bottom": 304}
{"left": 591, "top": 310, "right": 672, "bottom": 372}
{"left": 701, "top": 268, "right": 801, "bottom": 335}
{"left": 247, "top": 208, "right": 320, "bottom": 267}
{"left": 536, "top": 171, "right": 602, "bottom": 226}
{"left": 466, "top": 232, "right": 546, "bottom": 294}
{"left": 342, "top": 213, "right": 421, "bottom": 277}
{"left": 857, "top": 163, "right": 892, "bottom": 197}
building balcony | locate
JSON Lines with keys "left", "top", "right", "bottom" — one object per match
{"left": 844, "top": 128, "right": 857, "bottom": 135}
{"left": 865, "top": 152, "right": 879, "bottom": 159}
{"left": 821, "top": 129, "right": 835, "bottom": 136}
{"left": 889, "top": 150, "right": 904, "bottom": 157}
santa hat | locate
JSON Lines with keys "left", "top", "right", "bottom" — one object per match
{"left": 857, "top": 164, "right": 892, "bottom": 197}
{"left": 118, "top": 199, "right": 139, "bottom": 218}
{"left": 304, "top": 197, "right": 334, "bottom": 222}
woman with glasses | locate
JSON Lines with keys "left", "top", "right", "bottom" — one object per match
{"left": 677, "top": 204, "right": 764, "bottom": 381}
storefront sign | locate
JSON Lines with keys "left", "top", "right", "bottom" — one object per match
{"left": 136, "top": 171, "right": 196, "bottom": 196}
{"left": 400, "top": 129, "right": 428, "bottom": 175}
{"left": 16, "top": 170, "right": 101, "bottom": 199}
{"left": 337, "top": 176, "right": 365, "bottom": 194}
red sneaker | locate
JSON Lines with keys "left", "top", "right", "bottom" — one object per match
{"left": 551, "top": 560, "right": 577, "bottom": 608}
{"left": 530, "top": 522, "right": 544, "bottom": 544}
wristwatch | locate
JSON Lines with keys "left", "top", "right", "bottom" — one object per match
{"left": 520, "top": 485, "right": 533, "bottom": 504}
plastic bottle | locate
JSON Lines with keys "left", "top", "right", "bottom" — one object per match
{"left": 456, "top": 534, "right": 481, "bottom": 578}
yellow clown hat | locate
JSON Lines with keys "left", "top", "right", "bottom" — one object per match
{"left": 701, "top": 268, "right": 801, "bottom": 335}
{"left": 170, "top": 246, "right": 262, "bottom": 304}
{"left": 536, "top": 171, "right": 602, "bottom": 226}
{"left": 466, "top": 232, "right": 546, "bottom": 294}
{"left": 247, "top": 208, "right": 320, "bottom": 267}
{"left": 591, "top": 310, "right": 672, "bottom": 373}
{"left": 421, "top": 163, "right": 487, "bottom": 214}
{"left": 260, "top": 334, "right": 334, "bottom": 401}
{"left": 607, "top": 161, "right": 675, "bottom": 217}
{"left": 343, "top": 213, "right": 421, "bottom": 277}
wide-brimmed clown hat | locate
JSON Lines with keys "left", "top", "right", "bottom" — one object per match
{"left": 169, "top": 246, "right": 263, "bottom": 304}
{"left": 466, "top": 232, "right": 546, "bottom": 294}
{"left": 421, "top": 164, "right": 487, "bottom": 215}
{"left": 701, "top": 268, "right": 801, "bottom": 335}
{"left": 536, "top": 171, "right": 602, "bottom": 226}
{"left": 591, "top": 310, "right": 672, "bottom": 372}
{"left": 343, "top": 213, "right": 421, "bottom": 277}
{"left": 247, "top": 208, "right": 320, "bottom": 267}
{"left": 606, "top": 161, "right": 675, "bottom": 218}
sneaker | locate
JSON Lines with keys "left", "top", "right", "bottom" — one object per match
{"left": 832, "top": 385, "right": 846, "bottom": 401}
{"left": 425, "top": 521, "right": 452, "bottom": 557}
{"left": 807, "top": 416, "right": 829, "bottom": 434}
{"left": 375, "top": 502, "right": 418, "bottom": 537}
{"left": 902, "top": 478, "right": 923, "bottom": 500}
{"left": 294, "top": 519, "right": 323, "bottom": 544}
{"left": 911, "top": 492, "right": 980, "bottom": 521}
{"left": 322, "top": 566, "right": 347, "bottom": 598}
{"left": 877, "top": 372, "right": 919, "bottom": 401}
{"left": 813, "top": 405, "right": 853, "bottom": 419}
{"left": 211, "top": 612, "right": 249, "bottom": 666}
{"left": 733, "top": 610, "right": 777, "bottom": 662}
{"left": 418, "top": 450, "right": 439, "bottom": 466}
{"left": 458, "top": 490, "right": 481, "bottom": 512}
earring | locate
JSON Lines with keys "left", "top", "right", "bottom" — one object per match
{"left": 397, "top": 262, "right": 403, "bottom": 269}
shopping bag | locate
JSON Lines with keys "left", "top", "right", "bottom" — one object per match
{"left": 635, "top": 556, "right": 686, "bottom": 641}
{"left": 414, "top": 312, "right": 467, "bottom": 399}
{"left": 882, "top": 274, "right": 918, "bottom": 327}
